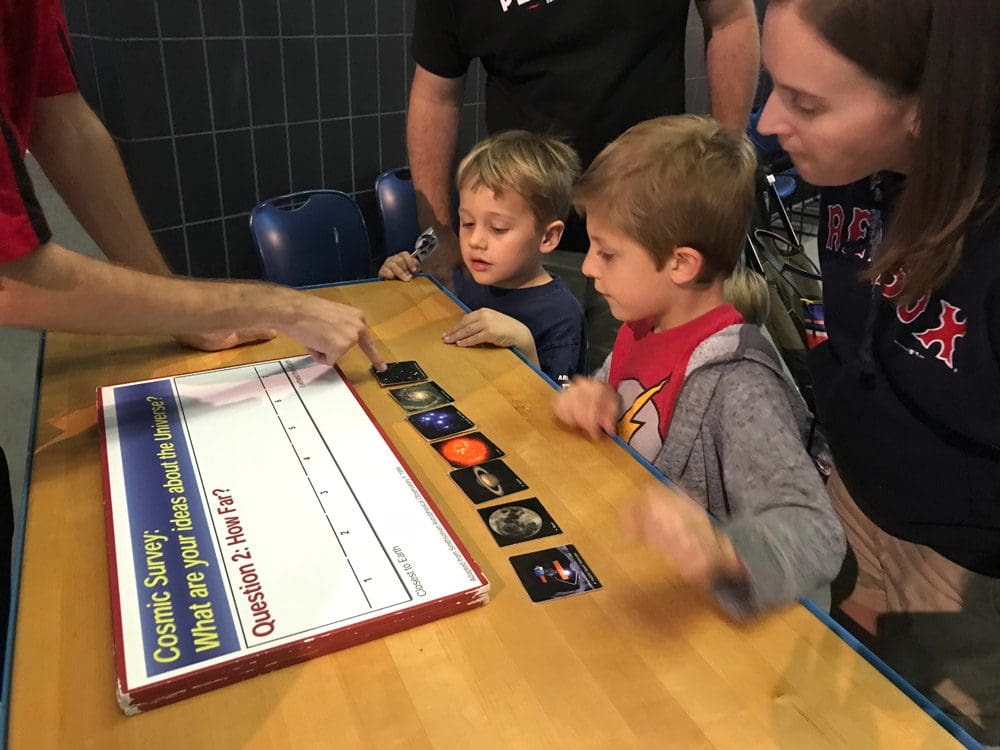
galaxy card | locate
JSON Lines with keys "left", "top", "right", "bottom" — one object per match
{"left": 389, "top": 381, "right": 454, "bottom": 413}
{"left": 450, "top": 459, "right": 527, "bottom": 504}
{"left": 407, "top": 405, "right": 475, "bottom": 440}
{"left": 478, "top": 497, "right": 561, "bottom": 547}
{"left": 371, "top": 361, "right": 428, "bottom": 387}
{"left": 509, "top": 545, "right": 602, "bottom": 603}
{"left": 431, "top": 432, "right": 504, "bottom": 468}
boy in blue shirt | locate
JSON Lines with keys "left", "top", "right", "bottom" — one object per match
{"left": 379, "top": 130, "right": 586, "bottom": 381}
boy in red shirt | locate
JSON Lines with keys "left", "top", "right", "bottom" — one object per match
{"left": 554, "top": 115, "right": 844, "bottom": 618}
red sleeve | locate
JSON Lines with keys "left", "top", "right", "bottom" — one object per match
{"left": 0, "top": 0, "right": 72, "bottom": 262}
{"left": 37, "top": 0, "right": 78, "bottom": 98}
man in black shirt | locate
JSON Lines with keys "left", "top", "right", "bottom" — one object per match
{"left": 407, "top": 0, "right": 760, "bottom": 368}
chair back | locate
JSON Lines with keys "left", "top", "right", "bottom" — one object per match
{"left": 375, "top": 167, "right": 462, "bottom": 259}
{"left": 250, "top": 190, "right": 371, "bottom": 286}
{"left": 375, "top": 168, "right": 421, "bottom": 257}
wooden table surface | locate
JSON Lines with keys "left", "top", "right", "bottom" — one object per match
{"left": 8, "top": 278, "right": 961, "bottom": 748}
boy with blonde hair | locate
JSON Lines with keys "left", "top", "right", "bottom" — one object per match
{"left": 554, "top": 115, "right": 844, "bottom": 618}
{"left": 380, "top": 130, "right": 586, "bottom": 381}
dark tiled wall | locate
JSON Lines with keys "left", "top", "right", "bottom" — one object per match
{"left": 64, "top": 0, "right": 709, "bottom": 280}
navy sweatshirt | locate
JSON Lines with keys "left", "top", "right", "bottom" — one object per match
{"left": 810, "top": 174, "right": 1000, "bottom": 577}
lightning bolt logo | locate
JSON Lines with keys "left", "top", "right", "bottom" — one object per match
{"left": 617, "top": 376, "right": 671, "bottom": 444}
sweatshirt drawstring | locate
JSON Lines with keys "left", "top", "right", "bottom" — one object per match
{"left": 856, "top": 173, "right": 891, "bottom": 390}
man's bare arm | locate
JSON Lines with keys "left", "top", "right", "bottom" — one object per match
{"left": 28, "top": 91, "right": 271, "bottom": 350}
{"left": 697, "top": 0, "right": 760, "bottom": 133}
{"left": 406, "top": 65, "right": 465, "bottom": 284}
{"left": 0, "top": 244, "right": 385, "bottom": 368}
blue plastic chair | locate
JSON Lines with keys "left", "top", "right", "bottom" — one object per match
{"left": 375, "top": 168, "right": 421, "bottom": 258}
{"left": 249, "top": 190, "right": 371, "bottom": 287}
{"left": 375, "top": 167, "right": 461, "bottom": 259}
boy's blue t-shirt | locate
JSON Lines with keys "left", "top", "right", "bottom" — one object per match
{"left": 452, "top": 270, "right": 588, "bottom": 381}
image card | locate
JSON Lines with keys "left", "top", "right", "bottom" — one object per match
{"left": 407, "top": 405, "right": 475, "bottom": 441}
{"left": 508, "top": 544, "right": 602, "bottom": 602}
{"left": 450, "top": 459, "right": 528, "bottom": 504}
{"left": 431, "top": 431, "right": 503, "bottom": 468}
{"left": 478, "top": 497, "right": 561, "bottom": 547}
{"left": 372, "top": 361, "right": 428, "bottom": 387}
{"left": 388, "top": 381, "right": 454, "bottom": 413}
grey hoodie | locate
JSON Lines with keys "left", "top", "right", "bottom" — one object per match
{"left": 596, "top": 323, "right": 846, "bottom": 619}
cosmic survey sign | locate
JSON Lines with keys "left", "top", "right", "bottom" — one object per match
{"left": 99, "top": 356, "right": 489, "bottom": 713}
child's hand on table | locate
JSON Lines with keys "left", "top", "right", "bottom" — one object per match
{"left": 442, "top": 308, "right": 535, "bottom": 355}
{"left": 378, "top": 251, "right": 421, "bottom": 281}
{"left": 552, "top": 377, "right": 621, "bottom": 440}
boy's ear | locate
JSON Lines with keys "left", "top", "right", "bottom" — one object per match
{"left": 667, "top": 245, "right": 705, "bottom": 284}
{"left": 538, "top": 220, "right": 565, "bottom": 255}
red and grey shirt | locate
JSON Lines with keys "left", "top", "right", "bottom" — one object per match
{"left": 0, "top": 0, "right": 77, "bottom": 262}
{"left": 606, "top": 305, "right": 744, "bottom": 462}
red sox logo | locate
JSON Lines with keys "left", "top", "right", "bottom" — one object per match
{"left": 833, "top": 210, "right": 969, "bottom": 372}
{"left": 912, "top": 300, "right": 966, "bottom": 369}
{"left": 878, "top": 270, "right": 967, "bottom": 370}
{"left": 826, "top": 205, "right": 873, "bottom": 259}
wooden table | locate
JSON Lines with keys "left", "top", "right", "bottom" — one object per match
{"left": 8, "top": 278, "right": 962, "bottom": 748}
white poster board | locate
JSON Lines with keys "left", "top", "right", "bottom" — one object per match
{"left": 98, "top": 356, "right": 489, "bottom": 713}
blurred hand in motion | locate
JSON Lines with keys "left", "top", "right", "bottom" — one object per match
{"left": 552, "top": 376, "right": 621, "bottom": 440}
{"left": 622, "top": 482, "right": 746, "bottom": 590}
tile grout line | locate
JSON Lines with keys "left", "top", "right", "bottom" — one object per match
{"left": 151, "top": 3, "right": 192, "bottom": 274}
{"left": 238, "top": 1, "right": 261, "bottom": 205}
{"left": 276, "top": 2, "right": 294, "bottom": 193}
{"left": 311, "top": 0, "right": 325, "bottom": 187}
{"left": 344, "top": 1, "right": 357, "bottom": 194}
{"left": 198, "top": 0, "right": 231, "bottom": 276}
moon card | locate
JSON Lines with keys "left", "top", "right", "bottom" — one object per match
{"left": 431, "top": 432, "right": 504, "bottom": 468}
{"left": 389, "top": 381, "right": 454, "bottom": 413}
{"left": 478, "top": 497, "right": 560, "bottom": 547}
{"left": 508, "top": 545, "right": 602, "bottom": 602}
{"left": 371, "top": 361, "right": 428, "bottom": 387}
{"left": 450, "top": 459, "right": 528, "bottom": 504}
{"left": 407, "top": 405, "right": 475, "bottom": 440}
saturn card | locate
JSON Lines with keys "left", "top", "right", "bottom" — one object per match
{"left": 450, "top": 459, "right": 527, "bottom": 503}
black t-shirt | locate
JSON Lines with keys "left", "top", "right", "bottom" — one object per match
{"left": 453, "top": 270, "right": 588, "bottom": 382}
{"left": 413, "top": 0, "right": 691, "bottom": 169}
{"left": 811, "top": 175, "right": 1000, "bottom": 577}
